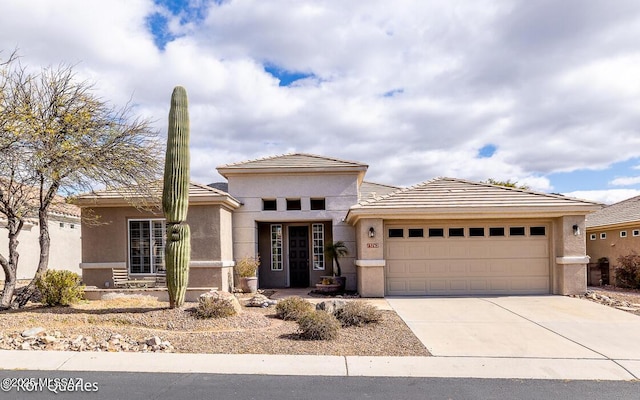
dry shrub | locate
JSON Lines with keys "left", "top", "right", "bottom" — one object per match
{"left": 334, "top": 301, "right": 382, "bottom": 327}
{"left": 275, "top": 296, "right": 314, "bottom": 321}
{"left": 195, "top": 296, "right": 237, "bottom": 319}
{"left": 297, "top": 311, "right": 340, "bottom": 340}
{"left": 615, "top": 253, "right": 640, "bottom": 289}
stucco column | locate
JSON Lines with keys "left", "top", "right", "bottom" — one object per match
{"left": 553, "top": 215, "right": 589, "bottom": 295}
{"left": 355, "top": 218, "right": 385, "bottom": 297}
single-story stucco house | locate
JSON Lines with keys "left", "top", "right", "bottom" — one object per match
{"left": 77, "top": 153, "right": 601, "bottom": 297}
{"left": 586, "top": 195, "right": 640, "bottom": 285}
{"left": 76, "top": 182, "right": 240, "bottom": 294}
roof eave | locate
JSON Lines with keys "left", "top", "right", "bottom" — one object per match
{"left": 217, "top": 166, "right": 368, "bottom": 179}
{"left": 74, "top": 194, "right": 241, "bottom": 210}
{"left": 346, "top": 205, "right": 602, "bottom": 224}
{"left": 586, "top": 220, "right": 640, "bottom": 231}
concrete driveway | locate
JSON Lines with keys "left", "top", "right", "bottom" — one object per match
{"left": 386, "top": 295, "right": 640, "bottom": 379}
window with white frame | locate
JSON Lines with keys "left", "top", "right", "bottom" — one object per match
{"left": 634, "top": 229, "right": 640, "bottom": 237}
{"left": 590, "top": 233, "right": 596, "bottom": 240}
{"left": 271, "top": 224, "right": 283, "bottom": 271}
{"left": 312, "top": 223, "right": 325, "bottom": 270}
{"left": 600, "top": 233, "right": 606, "bottom": 239}
{"left": 620, "top": 231, "right": 628, "bottom": 238}
{"left": 129, "top": 219, "right": 165, "bottom": 274}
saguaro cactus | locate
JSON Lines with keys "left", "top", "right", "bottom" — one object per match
{"left": 162, "top": 86, "right": 191, "bottom": 308}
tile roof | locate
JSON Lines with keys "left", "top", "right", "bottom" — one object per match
{"left": 359, "top": 181, "right": 402, "bottom": 201}
{"left": 349, "top": 177, "right": 600, "bottom": 217}
{"left": 74, "top": 181, "right": 240, "bottom": 207}
{"left": 0, "top": 179, "right": 80, "bottom": 219}
{"left": 217, "top": 153, "right": 368, "bottom": 176}
{"left": 585, "top": 195, "right": 640, "bottom": 228}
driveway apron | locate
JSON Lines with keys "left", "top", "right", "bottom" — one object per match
{"left": 387, "top": 296, "right": 639, "bottom": 360}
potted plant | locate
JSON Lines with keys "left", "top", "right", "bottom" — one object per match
{"left": 315, "top": 276, "right": 341, "bottom": 293}
{"left": 236, "top": 255, "right": 260, "bottom": 293}
{"left": 325, "top": 241, "right": 349, "bottom": 291}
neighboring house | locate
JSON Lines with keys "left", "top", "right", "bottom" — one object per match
{"left": 586, "top": 195, "right": 640, "bottom": 285}
{"left": 75, "top": 183, "right": 240, "bottom": 291}
{"left": 75, "top": 153, "right": 601, "bottom": 297}
{"left": 0, "top": 197, "right": 81, "bottom": 280}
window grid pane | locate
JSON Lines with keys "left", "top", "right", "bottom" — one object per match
{"left": 129, "top": 220, "right": 166, "bottom": 274}
{"left": 312, "top": 223, "right": 325, "bottom": 270}
{"left": 271, "top": 224, "right": 283, "bottom": 271}
{"left": 152, "top": 221, "right": 166, "bottom": 273}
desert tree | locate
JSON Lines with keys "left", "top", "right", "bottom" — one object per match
{"left": 0, "top": 54, "right": 163, "bottom": 308}
{"left": 482, "top": 178, "right": 530, "bottom": 190}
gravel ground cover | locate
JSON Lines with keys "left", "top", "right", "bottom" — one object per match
{"left": 0, "top": 293, "right": 430, "bottom": 356}
{"left": 577, "top": 286, "right": 640, "bottom": 316}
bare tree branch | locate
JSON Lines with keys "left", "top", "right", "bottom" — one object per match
{"left": 1, "top": 52, "right": 163, "bottom": 307}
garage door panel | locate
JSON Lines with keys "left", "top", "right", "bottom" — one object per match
{"left": 386, "top": 260, "right": 407, "bottom": 275}
{"left": 407, "top": 261, "right": 427, "bottom": 274}
{"left": 468, "top": 261, "right": 489, "bottom": 274}
{"left": 385, "top": 224, "right": 550, "bottom": 295}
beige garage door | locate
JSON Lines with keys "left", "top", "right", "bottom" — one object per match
{"left": 385, "top": 224, "right": 550, "bottom": 295}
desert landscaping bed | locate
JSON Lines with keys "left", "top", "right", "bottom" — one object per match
{"left": 0, "top": 294, "right": 430, "bottom": 356}
{"left": 576, "top": 286, "right": 640, "bottom": 316}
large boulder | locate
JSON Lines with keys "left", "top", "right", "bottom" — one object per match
{"left": 245, "top": 294, "right": 277, "bottom": 308}
{"left": 199, "top": 291, "right": 242, "bottom": 314}
{"left": 316, "top": 299, "right": 347, "bottom": 314}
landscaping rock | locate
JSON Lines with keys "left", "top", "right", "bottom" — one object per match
{"left": 199, "top": 291, "right": 243, "bottom": 314}
{"left": 316, "top": 299, "right": 347, "bottom": 314}
{"left": 1, "top": 330, "right": 174, "bottom": 353}
{"left": 246, "top": 294, "right": 277, "bottom": 308}
{"left": 21, "top": 327, "right": 45, "bottom": 338}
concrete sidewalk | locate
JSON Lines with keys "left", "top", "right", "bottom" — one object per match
{"left": 1, "top": 349, "right": 636, "bottom": 380}
{"left": 1, "top": 295, "right": 638, "bottom": 380}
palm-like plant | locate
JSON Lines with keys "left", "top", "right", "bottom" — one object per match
{"left": 325, "top": 241, "right": 349, "bottom": 277}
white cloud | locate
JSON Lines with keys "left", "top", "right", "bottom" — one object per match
{"left": 2, "top": 0, "right": 640, "bottom": 191}
{"left": 610, "top": 176, "right": 640, "bottom": 186}
{"left": 563, "top": 189, "right": 640, "bottom": 205}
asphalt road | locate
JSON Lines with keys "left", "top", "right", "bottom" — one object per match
{"left": 1, "top": 371, "right": 638, "bottom": 400}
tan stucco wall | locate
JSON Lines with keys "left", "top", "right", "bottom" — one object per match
{"left": 552, "top": 215, "right": 589, "bottom": 295}
{"left": 586, "top": 224, "right": 640, "bottom": 285}
{"left": 81, "top": 267, "right": 114, "bottom": 288}
{"left": 81, "top": 205, "right": 228, "bottom": 264}
{"left": 80, "top": 204, "right": 234, "bottom": 290}
{"left": 353, "top": 219, "right": 385, "bottom": 297}
{"left": 227, "top": 172, "right": 358, "bottom": 290}
{"left": 0, "top": 217, "right": 81, "bottom": 280}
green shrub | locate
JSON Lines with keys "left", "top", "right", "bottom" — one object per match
{"left": 36, "top": 270, "right": 85, "bottom": 306}
{"left": 615, "top": 253, "right": 640, "bottom": 289}
{"left": 334, "top": 301, "right": 382, "bottom": 327}
{"left": 275, "top": 296, "right": 314, "bottom": 321}
{"left": 297, "top": 311, "right": 340, "bottom": 340}
{"left": 195, "top": 296, "right": 237, "bottom": 319}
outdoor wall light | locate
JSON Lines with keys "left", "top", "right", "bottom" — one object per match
{"left": 368, "top": 227, "right": 376, "bottom": 238}
{"left": 573, "top": 224, "right": 580, "bottom": 236}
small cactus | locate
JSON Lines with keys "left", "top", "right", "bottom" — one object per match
{"left": 162, "top": 86, "right": 191, "bottom": 308}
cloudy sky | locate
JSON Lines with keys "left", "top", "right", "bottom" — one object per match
{"left": 2, "top": 0, "right": 640, "bottom": 204}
